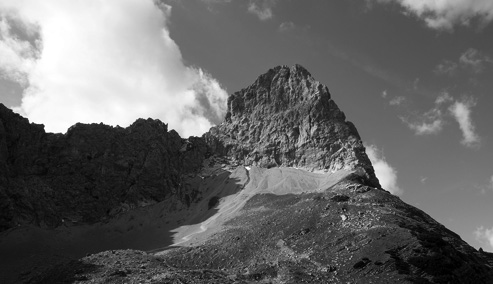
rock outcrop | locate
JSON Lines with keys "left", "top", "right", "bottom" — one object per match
{"left": 205, "top": 64, "right": 380, "bottom": 187}
{"left": 0, "top": 105, "right": 209, "bottom": 231}
{"left": 17, "top": 176, "right": 493, "bottom": 283}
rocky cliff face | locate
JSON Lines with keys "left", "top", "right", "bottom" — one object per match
{"left": 205, "top": 64, "right": 380, "bottom": 188}
{"left": 0, "top": 64, "right": 380, "bottom": 231}
{"left": 0, "top": 105, "right": 209, "bottom": 231}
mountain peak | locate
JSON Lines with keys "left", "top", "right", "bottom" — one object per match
{"left": 205, "top": 65, "right": 380, "bottom": 188}
{"left": 259, "top": 64, "right": 313, "bottom": 84}
{"left": 226, "top": 64, "right": 328, "bottom": 118}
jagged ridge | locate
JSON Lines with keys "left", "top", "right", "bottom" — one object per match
{"left": 205, "top": 64, "right": 380, "bottom": 188}
{"left": 0, "top": 105, "right": 208, "bottom": 230}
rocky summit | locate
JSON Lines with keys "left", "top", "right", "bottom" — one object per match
{"left": 205, "top": 65, "right": 380, "bottom": 188}
{"left": 0, "top": 65, "right": 492, "bottom": 283}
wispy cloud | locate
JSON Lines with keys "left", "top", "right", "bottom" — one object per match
{"left": 200, "top": 0, "right": 232, "bottom": 12}
{"left": 201, "top": 0, "right": 232, "bottom": 4}
{"left": 389, "top": 96, "right": 406, "bottom": 106}
{"left": 248, "top": 0, "right": 277, "bottom": 21}
{"left": 365, "top": 144, "right": 403, "bottom": 196}
{"left": 381, "top": 92, "right": 474, "bottom": 139}
{"left": 380, "top": 90, "right": 408, "bottom": 107}
{"left": 435, "top": 92, "right": 453, "bottom": 105}
{"left": 396, "top": 92, "right": 480, "bottom": 148}
{"left": 459, "top": 48, "right": 493, "bottom": 73}
{"left": 434, "top": 60, "right": 459, "bottom": 76}
{"left": 279, "top": 21, "right": 295, "bottom": 32}
{"left": 0, "top": 0, "right": 227, "bottom": 137}
{"left": 399, "top": 93, "right": 446, "bottom": 135}
{"left": 401, "top": 116, "right": 444, "bottom": 135}
{"left": 201, "top": 0, "right": 278, "bottom": 20}
{"left": 420, "top": 176, "right": 428, "bottom": 184}
{"left": 449, "top": 98, "right": 481, "bottom": 148}
{"left": 371, "top": 0, "right": 493, "bottom": 31}
{"left": 478, "top": 175, "right": 493, "bottom": 194}
{"left": 474, "top": 226, "right": 493, "bottom": 251}
{"left": 435, "top": 48, "right": 492, "bottom": 76}
{"left": 381, "top": 90, "right": 388, "bottom": 98}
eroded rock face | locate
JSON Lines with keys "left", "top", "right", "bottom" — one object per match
{"left": 0, "top": 105, "right": 208, "bottom": 231}
{"left": 205, "top": 65, "right": 380, "bottom": 188}
{"left": 0, "top": 64, "right": 381, "bottom": 231}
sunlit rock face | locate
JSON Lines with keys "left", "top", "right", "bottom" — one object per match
{"left": 205, "top": 64, "right": 380, "bottom": 188}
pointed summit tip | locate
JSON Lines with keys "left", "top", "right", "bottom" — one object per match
{"left": 205, "top": 65, "right": 381, "bottom": 188}
{"left": 272, "top": 64, "right": 311, "bottom": 74}
{"left": 262, "top": 64, "right": 314, "bottom": 83}
{"left": 290, "top": 63, "right": 312, "bottom": 75}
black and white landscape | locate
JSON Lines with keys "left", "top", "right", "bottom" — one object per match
{"left": 1, "top": 65, "right": 493, "bottom": 283}
{"left": 1, "top": 1, "right": 493, "bottom": 283}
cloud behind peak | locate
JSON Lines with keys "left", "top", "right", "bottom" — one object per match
{"left": 0, "top": 0, "right": 228, "bottom": 137}
{"left": 372, "top": 0, "right": 493, "bottom": 31}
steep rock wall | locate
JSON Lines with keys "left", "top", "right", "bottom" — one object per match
{"left": 205, "top": 65, "right": 380, "bottom": 187}
{"left": 0, "top": 105, "right": 208, "bottom": 230}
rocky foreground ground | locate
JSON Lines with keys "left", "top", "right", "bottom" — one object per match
{"left": 19, "top": 173, "right": 493, "bottom": 283}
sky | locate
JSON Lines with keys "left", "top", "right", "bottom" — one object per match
{"left": 0, "top": 0, "right": 492, "bottom": 251}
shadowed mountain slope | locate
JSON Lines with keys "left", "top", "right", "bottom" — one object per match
{"left": 0, "top": 106, "right": 208, "bottom": 231}
{"left": 0, "top": 65, "right": 492, "bottom": 283}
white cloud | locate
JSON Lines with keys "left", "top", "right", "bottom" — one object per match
{"left": 474, "top": 226, "right": 493, "bottom": 251}
{"left": 434, "top": 60, "right": 458, "bottom": 76}
{"left": 435, "top": 92, "right": 453, "bottom": 105}
{"left": 400, "top": 103, "right": 444, "bottom": 135}
{"left": 402, "top": 117, "right": 443, "bottom": 135}
{"left": 248, "top": 0, "right": 277, "bottom": 21}
{"left": 398, "top": 92, "right": 481, "bottom": 148}
{"left": 435, "top": 48, "right": 492, "bottom": 76}
{"left": 279, "top": 21, "right": 295, "bottom": 32}
{"left": 381, "top": 90, "right": 388, "bottom": 98}
{"left": 0, "top": 13, "right": 40, "bottom": 85}
{"left": 373, "top": 0, "right": 493, "bottom": 30}
{"left": 202, "top": 0, "right": 278, "bottom": 20}
{"left": 365, "top": 144, "right": 403, "bottom": 195}
{"left": 389, "top": 96, "right": 406, "bottom": 106}
{"left": 449, "top": 98, "right": 480, "bottom": 148}
{"left": 386, "top": 92, "right": 450, "bottom": 137}
{"left": 381, "top": 90, "right": 407, "bottom": 107}
{"left": 0, "top": 0, "right": 227, "bottom": 137}
{"left": 459, "top": 48, "right": 493, "bottom": 73}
